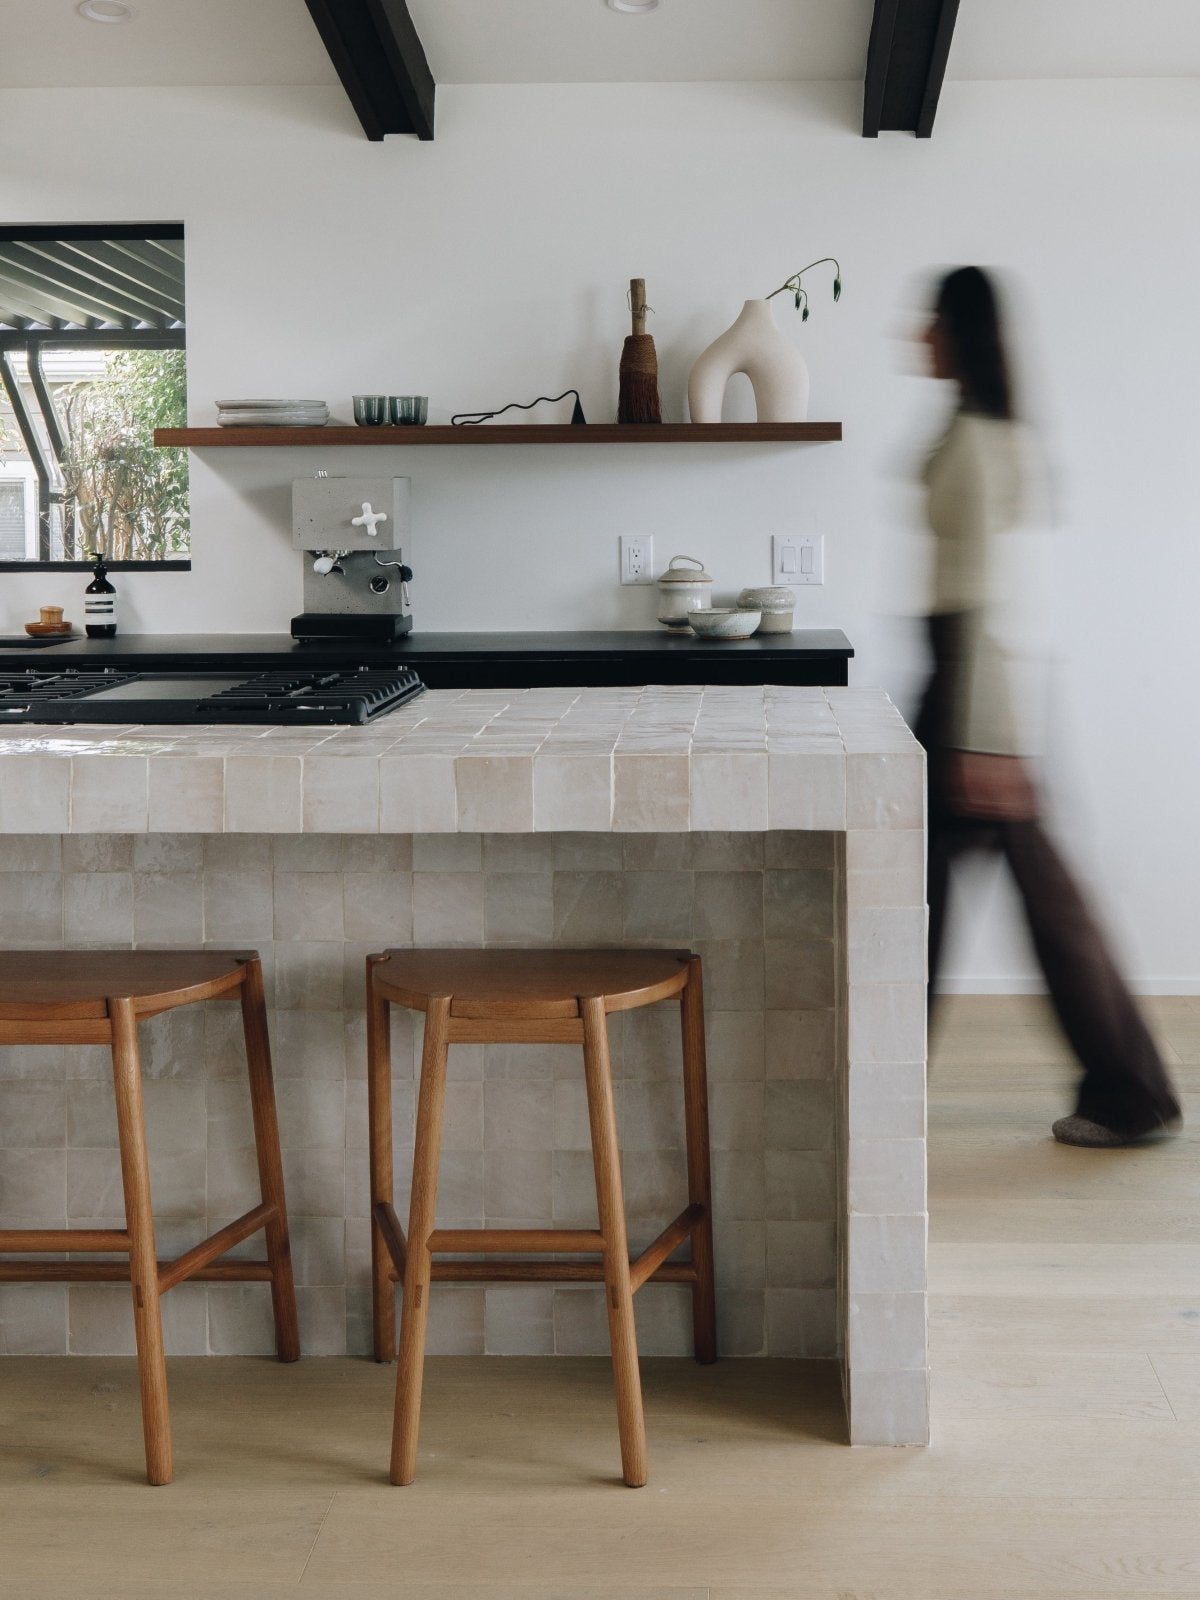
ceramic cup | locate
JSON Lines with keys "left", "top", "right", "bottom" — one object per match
{"left": 389, "top": 395, "right": 429, "bottom": 425}
{"left": 353, "top": 395, "right": 387, "bottom": 426}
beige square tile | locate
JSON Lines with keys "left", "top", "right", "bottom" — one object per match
{"left": 63, "top": 872, "right": 132, "bottom": 943}
{"left": 0, "top": 1148, "right": 65, "bottom": 1224}
{"left": 484, "top": 871, "right": 554, "bottom": 943}
{"left": 763, "top": 1080, "right": 834, "bottom": 1150}
{"left": 133, "top": 871, "right": 204, "bottom": 944}
{"left": 848, "top": 1367, "right": 929, "bottom": 1445}
{"left": 704, "top": 1010, "right": 765, "bottom": 1081}
{"left": 379, "top": 754, "right": 457, "bottom": 832}
{"left": 765, "top": 1149, "right": 836, "bottom": 1220}
{"left": 484, "top": 1079, "right": 553, "bottom": 1150}
{"left": 846, "top": 828, "right": 926, "bottom": 908}
{"left": 203, "top": 868, "right": 274, "bottom": 941}
{"left": 847, "top": 906, "right": 928, "bottom": 985}
{"left": 225, "top": 755, "right": 303, "bottom": 833}
{"left": 273, "top": 871, "right": 345, "bottom": 942}
{"left": 0, "top": 1284, "right": 67, "bottom": 1354}
{"left": 0, "top": 835, "right": 61, "bottom": 872}
{"left": 0, "top": 1082, "right": 65, "bottom": 1147}
{"left": 483, "top": 1147, "right": 553, "bottom": 1220}
{"left": 533, "top": 754, "right": 612, "bottom": 831}
{"left": 70, "top": 756, "right": 148, "bottom": 832}
{"left": 847, "top": 751, "right": 925, "bottom": 831}
{"left": 765, "top": 1286, "right": 837, "bottom": 1357}
{"left": 456, "top": 754, "right": 534, "bottom": 832}
{"left": 0, "top": 871, "right": 62, "bottom": 941}
{"left": 847, "top": 1212, "right": 927, "bottom": 1293}
{"left": 848, "top": 1136, "right": 926, "bottom": 1215}
{"left": 765, "top": 1008, "right": 836, "bottom": 1080}
{"left": 412, "top": 871, "right": 484, "bottom": 944}
{"left": 693, "top": 871, "right": 763, "bottom": 940}
{"left": 484, "top": 1285, "right": 553, "bottom": 1354}
{"left": 613, "top": 753, "right": 689, "bottom": 831}
{"left": 553, "top": 871, "right": 623, "bottom": 943}
{"left": 342, "top": 871, "right": 413, "bottom": 943}
{"left": 691, "top": 751, "right": 768, "bottom": 831}
{"left": 767, "top": 751, "right": 845, "bottom": 830}
{"left": 302, "top": 756, "right": 379, "bottom": 833}
{"left": 147, "top": 757, "right": 224, "bottom": 832}
{"left": 623, "top": 869, "right": 693, "bottom": 942}
{"left": 0, "top": 757, "right": 70, "bottom": 832}
{"left": 848, "top": 1291, "right": 928, "bottom": 1372}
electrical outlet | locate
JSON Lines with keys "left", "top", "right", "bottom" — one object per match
{"left": 620, "top": 534, "right": 655, "bottom": 585}
{"left": 773, "top": 533, "right": 823, "bottom": 586}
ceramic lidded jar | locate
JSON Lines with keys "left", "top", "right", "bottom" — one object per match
{"left": 657, "top": 555, "right": 714, "bottom": 629}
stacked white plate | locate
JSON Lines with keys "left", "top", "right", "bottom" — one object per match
{"left": 216, "top": 399, "right": 329, "bottom": 428}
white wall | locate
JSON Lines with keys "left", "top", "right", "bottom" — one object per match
{"left": 3, "top": 79, "right": 1199, "bottom": 988}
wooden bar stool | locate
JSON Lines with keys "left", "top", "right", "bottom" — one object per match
{"left": 366, "top": 947, "right": 717, "bottom": 1488}
{"left": 0, "top": 950, "right": 299, "bottom": 1485}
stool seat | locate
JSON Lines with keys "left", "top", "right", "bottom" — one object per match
{"left": 0, "top": 949, "right": 254, "bottom": 1021}
{"left": 370, "top": 947, "right": 692, "bottom": 1019}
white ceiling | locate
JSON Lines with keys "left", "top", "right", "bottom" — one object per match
{"left": 4, "top": 0, "right": 1200, "bottom": 89}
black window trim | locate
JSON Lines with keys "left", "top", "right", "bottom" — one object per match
{"left": 0, "top": 222, "right": 189, "bottom": 571}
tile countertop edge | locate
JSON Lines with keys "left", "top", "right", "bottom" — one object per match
{"left": 0, "top": 685, "right": 924, "bottom": 834}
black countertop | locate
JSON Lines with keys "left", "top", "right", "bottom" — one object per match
{"left": 0, "top": 630, "right": 853, "bottom": 689}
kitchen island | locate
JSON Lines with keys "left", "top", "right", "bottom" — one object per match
{"left": 0, "top": 684, "right": 926, "bottom": 1445}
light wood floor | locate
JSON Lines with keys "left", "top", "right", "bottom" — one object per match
{"left": 2, "top": 995, "right": 1198, "bottom": 1599}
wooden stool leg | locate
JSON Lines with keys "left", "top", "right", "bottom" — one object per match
{"left": 367, "top": 958, "right": 397, "bottom": 1363}
{"left": 390, "top": 995, "right": 451, "bottom": 1485}
{"left": 240, "top": 957, "right": 300, "bottom": 1364}
{"left": 109, "top": 997, "right": 172, "bottom": 1486}
{"left": 580, "top": 996, "right": 647, "bottom": 1489}
{"left": 680, "top": 957, "right": 718, "bottom": 1364}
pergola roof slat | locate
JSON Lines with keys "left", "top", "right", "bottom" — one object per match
{"left": 0, "top": 235, "right": 186, "bottom": 333}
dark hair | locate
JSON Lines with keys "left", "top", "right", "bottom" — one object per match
{"left": 934, "top": 266, "right": 1015, "bottom": 420}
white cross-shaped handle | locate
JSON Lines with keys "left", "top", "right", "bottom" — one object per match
{"left": 351, "top": 501, "right": 388, "bottom": 538}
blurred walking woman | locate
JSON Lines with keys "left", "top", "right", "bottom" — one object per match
{"left": 917, "top": 266, "right": 1179, "bottom": 1146}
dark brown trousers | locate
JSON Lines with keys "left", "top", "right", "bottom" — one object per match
{"left": 918, "top": 615, "right": 1179, "bottom": 1138}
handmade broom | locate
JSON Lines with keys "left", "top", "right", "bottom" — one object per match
{"left": 617, "top": 277, "right": 662, "bottom": 424}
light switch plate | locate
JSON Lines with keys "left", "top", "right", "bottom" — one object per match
{"left": 620, "top": 534, "right": 655, "bottom": 585}
{"left": 773, "top": 533, "right": 823, "bottom": 586}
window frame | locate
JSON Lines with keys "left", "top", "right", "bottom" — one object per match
{"left": 0, "top": 222, "right": 189, "bottom": 572}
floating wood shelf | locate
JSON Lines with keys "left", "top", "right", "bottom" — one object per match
{"left": 154, "top": 422, "right": 842, "bottom": 448}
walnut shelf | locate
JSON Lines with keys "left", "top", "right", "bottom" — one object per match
{"left": 154, "top": 422, "right": 842, "bottom": 448}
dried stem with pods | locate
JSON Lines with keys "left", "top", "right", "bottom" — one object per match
{"left": 765, "top": 257, "right": 843, "bottom": 322}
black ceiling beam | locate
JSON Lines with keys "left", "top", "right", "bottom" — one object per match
{"left": 304, "top": 0, "right": 435, "bottom": 141}
{"left": 863, "top": 0, "right": 960, "bottom": 138}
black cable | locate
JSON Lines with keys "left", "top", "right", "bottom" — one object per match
{"left": 451, "top": 389, "right": 586, "bottom": 426}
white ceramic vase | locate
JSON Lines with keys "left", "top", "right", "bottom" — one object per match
{"left": 687, "top": 298, "right": 810, "bottom": 424}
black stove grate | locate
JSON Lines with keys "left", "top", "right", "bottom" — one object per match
{"left": 0, "top": 666, "right": 425, "bottom": 725}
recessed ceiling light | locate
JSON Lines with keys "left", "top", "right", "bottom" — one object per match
{"left": 606, "top": 0, "right": 660, "bottom": 13}
{"left": 77, "top": 1, "right": 135, "bottom": 21}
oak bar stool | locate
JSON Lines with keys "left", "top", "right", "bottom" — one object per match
{"left": 0, "top": 950, "right": 299, "bottom": 1485}
{"left": 366, "top": 947, "right": 717, "bottom": 1489}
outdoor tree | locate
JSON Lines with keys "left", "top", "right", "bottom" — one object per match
{"left": 56, "top": 348, "right": 188, "bottom": 560}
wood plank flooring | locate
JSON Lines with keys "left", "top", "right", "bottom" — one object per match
{"left": 1, "top": 994, "right": 1197, "bottom": 1598}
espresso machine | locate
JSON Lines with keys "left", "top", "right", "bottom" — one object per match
{"left": 291, "top": 474, "right": 413, "bottom": 641}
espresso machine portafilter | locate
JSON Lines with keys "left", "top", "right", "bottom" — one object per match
{"left": 291, "top": 475, "right": 413, "bottom": 641}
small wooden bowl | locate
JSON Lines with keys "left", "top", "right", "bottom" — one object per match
{"left": 25, "top": 621, "right": 74, "bottom": 636}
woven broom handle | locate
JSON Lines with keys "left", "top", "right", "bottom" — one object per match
{"left": 630, "top": 278, "right": 647, "bottom": 336}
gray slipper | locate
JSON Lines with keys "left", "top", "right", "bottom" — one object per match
{"left": 1052, "top": 1113, "right": 1180, "bottom": 1148}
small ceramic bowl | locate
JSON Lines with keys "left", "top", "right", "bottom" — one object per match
{"left": 688, "top": 607, "right": 761, "bottom": 640}
{"left": 388, "top": 395, "right": 428, "bottom": 425}
{"left": 353, "top": 394, "right": 387, "bottom": 426}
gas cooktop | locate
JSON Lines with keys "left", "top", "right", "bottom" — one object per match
{"left": 0, "top": 666, "right": 425, "bottom": 726}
